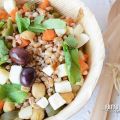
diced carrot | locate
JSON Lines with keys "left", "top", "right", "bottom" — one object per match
{"left": 39, "top": 0, "right": 49, "bottom": 10}
{"left": 42, "top": 29, "right": 56, "bottom": 41}
{"left": 0, "top": 101, "right": 4, "bottom": 110}
{"left": 19, "top": 38, "right": 30, "bottom": 48}
{"left": 9, "top": 7, "right": 18, "bottom": 22}
{"left": 66, "top": 17, "right": 75, "bottom": 26}
{"left": 0, "top": 9, "right": 8, "bottom": 20}
{"left": 79, "top": 59, "right": 89, "bottom": 73}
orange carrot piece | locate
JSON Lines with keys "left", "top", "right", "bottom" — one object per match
{"left": 9, "top": 8, "right": 18, "bottom": 22}
{"left": 19, "top": 38, "right": 30, "bottom": 48}
{"left": 42, "top": 29, "right": 56, "bottom": 41}
{"left": 66, "top": 17, "right": 75, "bottom": 26}
{"left": 39, "top": 0, "right": 49, "bottom": 10}
{"left": 0, "top": 9, "right": 8, "bottom": 20}
{"left": 0, "top": 101, "right": 4, "bottom": 110}
{"left": 79, "top": 59, "right": 89, "bottom": 73}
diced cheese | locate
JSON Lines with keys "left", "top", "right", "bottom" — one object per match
{"left": 57, "top": 64, "right": 67, "bottom": 78}
{"left": 42, "top": 65, "right": 54, "bottom": 76}
{"left": 77, "top": 33, "right": 90, "bottom": 48}
{"left": 55, "top": 28, "right": 66, "bottom": 36}
{"left": 36, "top": 97, "right": 48, "bottom": 109}
{"left": 0, "top": 68, "right": 9, "bottom": 85}
{"left": 3, "top": 0, "right": 16, "bottom": 13}
{"left": 9, "top": 65, "right": 22, "bottom": 84}
{"left": 48, "top": 93, "right": 66, "bottom": 110}
{"left": 54, "top": 80, "right": 72, "bottom": 93}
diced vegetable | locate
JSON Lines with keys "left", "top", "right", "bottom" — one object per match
{"left": 20, "top": 31, "right": 35, "bottom": 42}
{"left": 28, "top": 24, "right": 46, "bottom": 33}
{"left": 77, "top": 33, "right": 90, "bottom": 48}
{"left": 19, "top": 106, "right": 32, "bottom": 119}
{"left": 57, "top": 64, "right": 68, "bottom": 78}
{"left": 79, "top": 59, "right": 89, "bottom": 73}
{"left": 55, "top": 28, "right": 66, "bottom": 36}
{"left": 2, "top": 18, "right": 14, "bottom": 36}
{"left": 19, "top": 38, "right": 30, "bottom": 48}
{"left": 0, "top": 9, "right": 8, "bottom": 20}
{"left": 31, "top": 108, "right": 45, "bottom": 120}
{"left": 54, "top": 80, "right": 72, "bottom": 93}
{"left": 39, "top": 0, "right": 49, "bottom": 10}
{"left": 3, "top": 101, "right": 15, "bottom": 112}
{"left": 0, "top": 84, "right": 28, "bottom": 104}
{"left": 0, "top": 111, "right": 19, "bottom": 120}
{"left": 65, "top": 35, "right": 78, "bottom": 48}
{"left": 3, "top": 0, "right": 16, "bottom": 14}
{"left": 9, "top": 65, "right": 22, "bottom": 84}
{"left": 34, "top": 15, "right": 44, "bottom": 25}
{"left": 42, "top": 29, "right": 56, "bottom": 41}
{"left": 48, "top": 93, "right": 66, "bottom": 110}
{"left": 16, "top": 13, "right": 30, "bottom": 33}
{"left": 32, "top": 83, "right": 46, "bottom": 99}
{"left": 60, "top": 92, "right": 74, "bottom": 104}
{"left": 42, "top": 65, "right": 54, "bottom": 76}
{"left": 66, "top": 17, "right": 75, "bottom": 26}
{"left": 62, "top": 43, "right": 81, "bottom": 84}
{"left": 43, "top": 18, "right": 66, "bottom": 29}
{"left": 22, "top": 1, "right": 35, "bottom": 12}
{"left": 0, "top": 68, "right": 9, "bottom": 85}
{"left": 0, "top": 101, "right": 4, "bottom": 110}
{"left": 36, "top": 97, "right": 48, "bottom": 108}
{"left": 0, "top": 38, "right": 9, "bottom": 65}
{"left": 74, "top": 24, "right": 84, "bottom": 36}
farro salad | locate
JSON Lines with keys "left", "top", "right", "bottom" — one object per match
{"left": 0, "top": 0, "right": 90, "bottom": 119}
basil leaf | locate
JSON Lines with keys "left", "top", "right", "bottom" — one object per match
{"left": 16, "top": 13, "right": 30, "bottom": 33}
{"left": 0, "top": 84, "right": 28, "bottom": 104}
{"left": 34, "top": 15, "right": 44, "bottom": 25}
{"left": 65, "top": 35, "right": 78, "bottom": 48}
{"left": 28, "top": 24, "right": 46, "bottom": 33}
{"left": 0, "top": 21, "right": 5, "bottom": 29}
{"left": 43, "top": 18, "right": 66, "bottom": 29}
{"left": 63, "top": 43, "right": 81, "bottom": 84}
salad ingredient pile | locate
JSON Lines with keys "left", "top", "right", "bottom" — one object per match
{"left": 0, "top": 0, "right": 89, "bottom": 119}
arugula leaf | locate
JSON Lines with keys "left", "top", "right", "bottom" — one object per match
{"left": 34, "top": 15, "right": 44, "bottom": 25}
{"left": 0, "top": 21, "right": 5, "bottom": 29}
{"left": 65, "top": 35, "right": 78, "bottom": 48}
{"left": 28, "top": 24, "right": 46, "bottom": 33}
{"left": 16, "top": 13, "right": 30, "bottom": 33}
{"left": 0, "top": 84, "right": 28, "bottom": 104}
{"left": 43, "top": 18, "right": 66, "bottom": 29}
{"left": 62, "top": 43, "right": 81, "bottom": 84}
{"left": 0, "top": 38, "right": 9, "bottom": 65}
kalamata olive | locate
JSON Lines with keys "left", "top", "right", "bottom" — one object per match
{"left": 10, "top": 47, "right": 30, "bottom": 65}
{"left": 20, "top": 67, "right": 36, "bottom": 87}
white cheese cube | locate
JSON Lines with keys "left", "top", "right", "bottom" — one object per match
{"left": 42, "top": 65, "right": 54, "bottom": 76}
{"left": 0, "top": 68, "right": 9, "bottom": 85}
{"left": 3, "top": 0, "right": 16, "bottom": 13}
{"left": 57, "top": 64, "right": 67, "bottom": 78}
{"left": 77, "top": 33, "right": 90, "bottom": 48}
{"left": 36, "top": 97, "right": 48, "bottom": 109}
{"left": 48, "top": 93, "right": 66, "bottom": 110}
{"left": 55, "top": 28, "right": 66, "bottom": 36}
{"left": 54, "top": 80, "right": 72, "bottom": 93}
{"left": 9, "top": 65, "right": 22, "bottom": 84}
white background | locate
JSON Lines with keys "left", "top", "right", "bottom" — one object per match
{"left": 69, "top": 0, "right": 113, "bottom": 120}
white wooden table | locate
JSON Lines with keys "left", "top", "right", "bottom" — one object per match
{"left": 69, "top": 0, "right": 115, "bottom": 120}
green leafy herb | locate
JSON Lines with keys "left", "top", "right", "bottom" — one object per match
{"left": 0, "top": 38, "right": 9, "bottom": 65}
{"left": 65, "top": 35, "right": 78, "bottom": 48}
{"left": 2, "top": 18, "right": 14, "bottom": 36}
{"left": 62, "top": 42, "right": 81, "bottom": 84}
{"left": 0, "top": 21, "right": 5, "bottom": 29}
{"left": 16, "top": 13, "right": 30, "bottom": 33}
{"left": 34, "top": 15, "right": 44, "bottom": 25}
{"left": 28, "top": 24, "right": 46, "bottom": 33}
{"left": 43, "top": 18, "right": 66, "bottom": 29}
{"left": 0, "top": 84, "right": 28, "bottom": 104}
